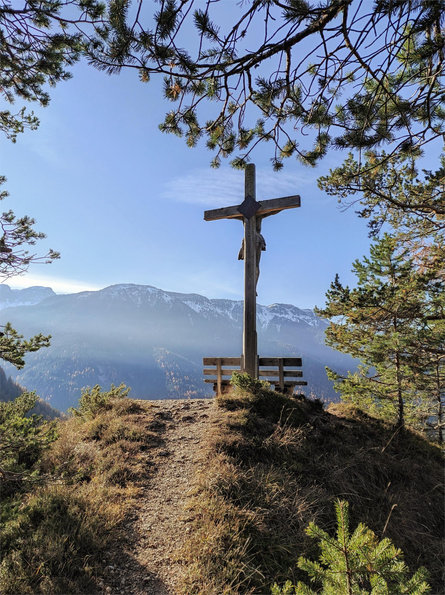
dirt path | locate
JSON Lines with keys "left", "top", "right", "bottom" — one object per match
{"left": 100, "top": 398, "right": 213, "bottom": 595}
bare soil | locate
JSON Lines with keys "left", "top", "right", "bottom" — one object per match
{"left": 98, "top": 398, "right": 214, "bottom": 595}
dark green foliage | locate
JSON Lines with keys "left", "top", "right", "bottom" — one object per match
{"left": 318, "top": 153, "right": 444, "bottom": 239}
{"left": 316, "top": 234, "right": 444, "bottom": 437}
{"left": 0, "top": 0, "right": 105, "bottom": 139}
{"left": 0, "top": 322, "right": 51, "bottom": 369}
{"left": 231, "top": 371, "right": 270, "bottom": 395}
{"left": 317, "top": 143, "right": 444, "bottom": 442}
{"left": 0, "top": 176, "right": 59, "bottom": 280}
{"left": 0, "top": 297, "right": 53, "bottom": 398}
{"left": 272, "top": 501, "right": 430, "bottom": 594}
{"left": 0, "top": 1, "right": 99, "bottom": 293}
{"left": 0, "top": 365, "right": 21, "bottom": 401}
{"left": 89, "top": 1, "right": 444, "bottom": 169}
{"left": 0, "top": 392, "right": 57, "bottom": 499}
{"left": 0, "top": 0, "right": 69, "bottom": 371}
{"left": 0, "top": 354, "right": 61, "bottom": 425}
{"left": 0, "top": 365, "right": 59, "bottom": 418}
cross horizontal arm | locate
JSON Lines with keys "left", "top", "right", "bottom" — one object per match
{"left": 204, "top": 195, "right": 301, "bottom": 221}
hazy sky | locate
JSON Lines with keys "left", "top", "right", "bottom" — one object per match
{"left": 0, "top": 56, "right": 373, "bottom": 309}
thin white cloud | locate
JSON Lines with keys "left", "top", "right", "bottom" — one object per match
{"left": 161, "top": 166, "right": 311, "bottom": 207}
{"left": 19, "top": 110, "right": 69, "bottom": 168}
{"left": 7, "top": 274, "right": 103, "bottom": 295}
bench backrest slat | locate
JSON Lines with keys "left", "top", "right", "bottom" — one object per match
{"left": 203, "top": 357, "right": 242, "bottom": 366}
{"left": 204, "top": 357, "right": 302, "bottom": 368}
{"left": 259, "top": 370, "right": 303, "bottom": 378}
{"left": 259, "top": 357, "right": 302, "bottom": 367}
{"left": 203, "top": 368, "right": 239, "bottom": 376}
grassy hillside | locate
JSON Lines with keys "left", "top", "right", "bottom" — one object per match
{"left": 0, "top": 387, "right": 162, "bottom": 594}
{"left": 1, "top": 382, "right": 443, "bottom": 594}
{"left": 180, "top": 378, "right": 444, "bottom": 593}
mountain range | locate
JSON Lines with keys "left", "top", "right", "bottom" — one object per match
{"left": 0, "top": 285, "right": 56, "bottom": 310}
{"left": 0, "top": 284, "right": 355, "bottom": 411}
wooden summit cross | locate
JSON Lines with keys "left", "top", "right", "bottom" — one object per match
{"left": 204, "top": 163, "right": 301, "bottom": 378}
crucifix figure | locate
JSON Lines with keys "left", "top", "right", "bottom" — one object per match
{"left": 238, "top": 215, "right": 266, "bottom": 291}
{"left": 204, "top": 164, "right": 301, "bottom": 378}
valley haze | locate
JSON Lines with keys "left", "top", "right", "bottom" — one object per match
{"left": 0, "top": 284, "right": 355, "bottom": 410}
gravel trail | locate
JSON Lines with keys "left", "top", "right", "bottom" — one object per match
{"left": 100, "top": 398, "right": 213, "bottom": 595}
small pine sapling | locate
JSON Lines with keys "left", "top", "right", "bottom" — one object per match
{"left": 69, "top": 383, "right": 130, "bottom": 419}
{"left": 271, "top": 500, "right": 430, "bottom": 594}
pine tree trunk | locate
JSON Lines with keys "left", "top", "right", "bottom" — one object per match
{"left": 393, "top": 307, "right": 404, "bottom": 430}
{"left": 435, "top": 361, "right": 443, "bottom": 444}
{"left": 395, "top": 351, "right": 404, "bottom": 429}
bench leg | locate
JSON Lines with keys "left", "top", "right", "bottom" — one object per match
{"left": 273, "top": 384, "right": 296, "bottom": 396}
{"left": 216, "top": 360, "right": 222, "bottom": 396}
{"left": 213, "top": 381, "right": 231, "bottom": 396}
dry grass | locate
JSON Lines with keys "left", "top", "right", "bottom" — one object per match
{"left": 2, "top": 385, "right": 442, "bottom": 594}
{"left": 0, "top": 396, "right": 160, "bottom": 594}
{"left": 179, "top": 384, "right": 444, "bottom": 594}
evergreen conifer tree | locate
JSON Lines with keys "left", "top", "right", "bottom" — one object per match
{"left": 318, "top": 153, "right": 444, "bottom": 239}
{"left": 316, "top": 234, "right": 443, "bottom": 432}
{"left": 407, "top": 239, "right": 445, "bottom": 442}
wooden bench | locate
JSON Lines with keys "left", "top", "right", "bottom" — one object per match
{"left": 203, "top": 357, "right": 307, "bottom": 396}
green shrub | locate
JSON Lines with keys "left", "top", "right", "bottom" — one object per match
{"left": 69, "top": 383, "right": 130, "bottom": 419}
{"left": 231, "top": 371, "right": 271, "bottom": 394}
{"left": 271, "top": 501, "right": 430, "bottom": 594}
{"left": 227, "top": 371, "right": 315, "bottom": 426}
{"left": 0, "top": 393, "right": 57, "bottom": 498}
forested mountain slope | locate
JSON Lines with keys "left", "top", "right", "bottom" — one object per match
{"left": 1, "top": 284, "right": 355, "bottom": 410}
{"left": 0, "top": 366, "right": 59, "bottom": 419}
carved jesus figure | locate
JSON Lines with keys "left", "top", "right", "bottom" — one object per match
{"left": 238, "top": 216, "right": 266, "bottom": 288}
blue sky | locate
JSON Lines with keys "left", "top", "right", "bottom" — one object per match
{"left": 0, "top": 58, "right": 372, "bottom": 309}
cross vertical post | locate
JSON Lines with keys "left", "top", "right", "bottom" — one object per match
{"left": 243, "top": 164, "right": 258, "bottom": 377}
{"left": 203, "top": 164, "right": 301, "bottom": 383}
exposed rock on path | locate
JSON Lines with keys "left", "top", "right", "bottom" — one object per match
{"left": 100, "top": 398, "right": 213, "bottom": 595}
